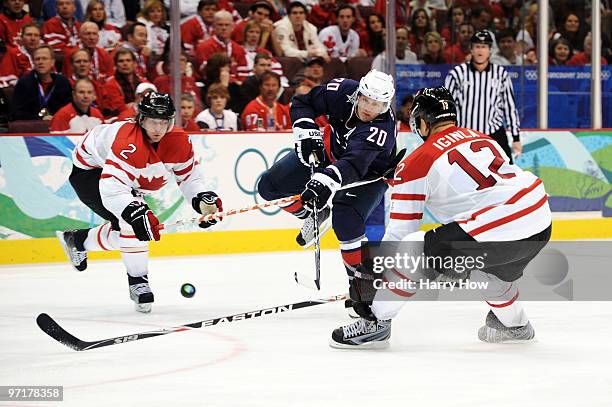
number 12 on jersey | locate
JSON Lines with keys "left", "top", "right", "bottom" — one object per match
{"left": 448, "top": 140, "right": 515, "bottom": 190}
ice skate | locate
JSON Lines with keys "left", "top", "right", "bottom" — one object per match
{"left": 330, "top": 318, "right": 391, "bottom": 349}
{"left": 128, "top": 275, "right": 154, "bottom": 313}
{"left": 296, "top": 206, "right": 332, "bottom": 248}
{"left": 478, "top": 310, "right": 535, "bottom": 343}
{"left": 56, "top": 230, "right": 87, "bottom": 271}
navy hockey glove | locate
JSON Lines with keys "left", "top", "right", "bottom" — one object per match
{"left": 301, "top": 167, "right": 341, "bottom": 210}
{"left": 293, "top": 127, "right": 325, "bottom": 167}
{"left": 192, "top": 191, "right": 223, "bottom": 229}
{"left": 121, "top": 202, "right": 160, "bottom": 241}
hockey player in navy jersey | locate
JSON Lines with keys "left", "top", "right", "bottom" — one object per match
{"left": 329, "top": 87, "right": 552, "bottom": 349}
{"left": 257, "top": 69, "right": 401, "bottom": 311}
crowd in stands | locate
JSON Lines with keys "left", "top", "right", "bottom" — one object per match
{"left": 0, "top": 0, "right": 610, "bottom": 133}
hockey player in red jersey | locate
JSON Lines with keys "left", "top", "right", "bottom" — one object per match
{"left": 56, "top": 92, "right": 223, "bottom": 313}
{"left": 331, "top": 87, "right": 552, "bottom": 349}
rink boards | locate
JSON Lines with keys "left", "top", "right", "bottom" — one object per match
{"left": 0, "top": 129, "right": 610, "bottom": 264}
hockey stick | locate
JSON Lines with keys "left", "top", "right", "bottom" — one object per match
{"left": 158, "top": 172, "right": 397, "bottom": 232}
{"left": 297, "top": 154, "right": 322, "bottom": 290}
{"left": 36, "top": 294, "right": 348, "bottom": 351}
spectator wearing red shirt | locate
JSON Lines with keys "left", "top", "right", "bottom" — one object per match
{"left": 456, "top": 0, "right": 491, "bottom": 15}
{"left": 567, "top": 33, "right": 608, "bottom": 66}
{"left": 65, "top": 49, "right": 104, "bottom": 98}
{"left": 100, "top": 47, "right": 148, "bottom": 118}
{"left": 232, "top": 1, "right": 273, "bottom": 47}
{"left": 490, "top": 0, "right": 521, "bottom": 32}
{"left": 549, "top": 37, "right": 572, "bottom": 66}
{"left": 440, "top": 5, "right": 465, "bottom": 46}
{"left": 63, "top": 22, "right": 113, "bottom": 79}
{"left": 0, "top": 23, "right": 40, "bottom": 87}
{"left": 374, "top": 0, "right": 410, "bottom": 28}
{"left": 196, "top": 10, "right": 249, "bottom": 83}
{"left": 0, "top": 0, "right": 33, "bottom": 48}
{"left": 408, "top": 8, "right": 432, "bottom": 58}
{"left": 153, "top": 53, "right": 201, "bottom": 101}
{"left": 50, "top": 78, "right": 104, "bottom": 133}
{"left": 421, "top": 31, "right": 448, "bottom": 64}
{"left": 241, "top": 71, "right": 290, "bottom": 130}
{"left": 84, "top": 0, "right": 122, "bottom": 51}
{"left": 360, "top": 12, "right": 385, "bottom": 57}
{"left": 42, "top": 0, "right": 81, "bottom": 53}
{"left": 444, "top": 22, "right": 473, "bottom": 64}
{"left": 116, "top": 82, "right": 157, "bottom": 120}
{"left": 308, "top": 0, "right": 337, "bottom": 32}
{"left": 113, "top": 22, "right": 150, "bottom": 79}
{"left": 180, "top": 93, "right": 200, "bottom": 131}
{"left": 181, "top": 0, "right": 218, "bottom": 55}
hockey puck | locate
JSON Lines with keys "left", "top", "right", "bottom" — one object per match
{"left": 181, "top": 283, "right": 196, "bottom": 298}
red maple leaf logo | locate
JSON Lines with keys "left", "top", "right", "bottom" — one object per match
{"left": 137, "top": 175, "right": 167, "bottom": 191}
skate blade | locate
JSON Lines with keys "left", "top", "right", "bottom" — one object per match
{"left": 480, "top": 337, "right": 538, "bottom": 344}
{"left": 299, "top": 217, "right": 332, "bottom": 249}
{"left": 55, "top": 231, "right": 85, "bottom": 272}
{"left": 134, "top": 303, "right": 152, "bottom": 313}
{"left": 329, "top": 338, "right": 390, "bottom": 350}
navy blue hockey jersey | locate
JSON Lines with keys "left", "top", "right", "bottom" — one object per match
{"left": 291, "top": 78, "right": 397, "bottom": 186}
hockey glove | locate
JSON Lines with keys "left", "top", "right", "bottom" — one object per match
{"left": 192, "top": 191, "right": 223, "bottom": 229}
{"left": 121, "top": 202, "right": 160, "bottom": 241}
{"left": 301, "top": 167, "right": 341, "bottom": 210}
{"left": 293, "top": 127, "right": 325, "bottom": 167}
{"left": 349, "top": 260, "right": 379, "bottom": 321}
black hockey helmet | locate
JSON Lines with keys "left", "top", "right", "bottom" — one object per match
{"left": 471, "top": 30, "right": 494, "bottom": 47}
{"left": 410, "top": 87, "right": 457, "bottom": 137}
{"left": 138, "top": 91, "right": 176, "bottom": 121}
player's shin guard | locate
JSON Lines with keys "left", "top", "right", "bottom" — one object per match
{"left": 120, "top": 232, "right": 153, "bottom": 312}
{"left": 83, "top": 223, "right": 120, "bottom": 251}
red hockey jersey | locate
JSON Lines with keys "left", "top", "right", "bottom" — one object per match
{"left": 195, "top": 36, "right": 249, "bottom": 82}
{"left": 241, "top": 96, "right": 291, "bottom": 130}
{"left": 72, "top": 120, "right": 206, "bottom": 218}
{"left": 49, "top": 102, "right": 104, "bottom": 133}
{"left": 0, "top": 45, "right": 33, "bottom": 87}
{"left": 385, "top": 126, "right": 551, "bottom": 242}
{"left": 181, "top": 15, "right": 214, "bottom": 54}
{"left": 42, "top": 17, "right": 81, "bottom": 52}
{"left": 0, "top": 11, "right": 33, "bottom": 47}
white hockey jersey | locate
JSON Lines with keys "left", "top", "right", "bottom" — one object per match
{"left": 318, "top": 26, "right": 361, "bottom": 58}
{"left": 384, "top": 126, "right": 551, "bottom": 241}
{"left": 72, "top": 120, "right": 206, "bottom": 218}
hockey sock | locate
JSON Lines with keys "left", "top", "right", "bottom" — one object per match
{"left": 280, "top": 199, "right": 310, "bottom": 219}
{"left": 340, "top": 235, "right": 367, "bottom": 276}
{"left": 486, "top": 284, "right": 529, "bottom": 327}
{"left": 83, "top": 223, "right": 120, "bottom": 251}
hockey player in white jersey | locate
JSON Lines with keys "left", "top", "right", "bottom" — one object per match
{"left": 56, "top": 92, "right": 223, "bottom": 313}
{"left": 330, "top": 87, "right": 552, "bottom": 349}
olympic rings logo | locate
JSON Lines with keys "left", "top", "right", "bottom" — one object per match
{"left": 234, "top": 147, "right": 293, "bottom": 215}
{"left": 525, "top": 70, "right": 538, "bottom": 81}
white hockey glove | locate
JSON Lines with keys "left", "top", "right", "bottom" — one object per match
{"left": 301, "top": 167, "right": 341, "bottom": 210}
{"left": 293, "top": 127, "right": 325, "bottom": 167}
{"left": 192, "top": 191, "right": 223, "bottom": 229}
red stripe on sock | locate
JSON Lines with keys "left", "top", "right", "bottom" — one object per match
{"left": 486, "top": 291, "right": 519, "bottom": 308}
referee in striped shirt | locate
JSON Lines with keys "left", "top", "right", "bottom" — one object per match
{"left": 444, "top": 30, "right": 522, "bottom": 163}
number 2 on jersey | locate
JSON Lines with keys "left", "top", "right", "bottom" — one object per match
{"left": 448, "top": 140, "right": 515, "bottom": 190}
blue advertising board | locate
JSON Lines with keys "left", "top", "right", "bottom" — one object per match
{"left": 395, "top": 64, "right": 612, "bottom": 128}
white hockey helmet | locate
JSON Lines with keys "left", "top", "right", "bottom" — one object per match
{"left": 357, "top": 69, "right": 395, "bottom": 113}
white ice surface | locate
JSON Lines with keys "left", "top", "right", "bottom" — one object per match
{"left": 1, "top": 250, "right": 611, "bottom": 407}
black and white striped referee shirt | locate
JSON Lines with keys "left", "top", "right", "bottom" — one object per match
{"left": 444, "top": 62, "right": 521, "bottom": 141}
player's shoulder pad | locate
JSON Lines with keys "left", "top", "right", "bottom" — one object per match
{"left": 393, "top": 142, "right": 438, "bottom": 184}
{"left": 158, "top": 127, "right": 194, "bottom": 162}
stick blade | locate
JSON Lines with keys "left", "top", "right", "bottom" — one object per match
{"left": 36, "top": 313, "right": 87, "bottom": 351}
